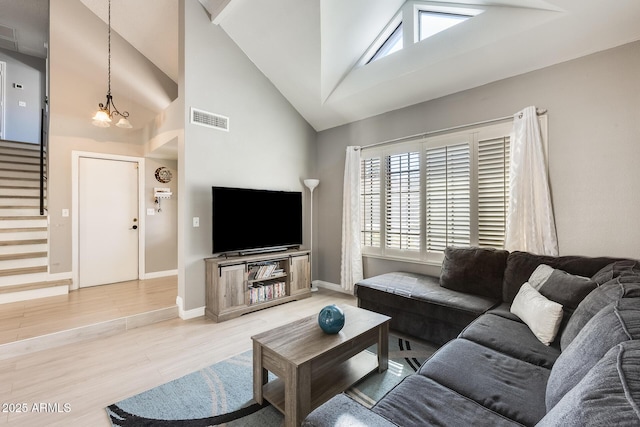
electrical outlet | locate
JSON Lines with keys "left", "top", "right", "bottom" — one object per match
{"left": 62, "top": 209, "right": 69, "bottom": 217}
{"left": 18, "top": 101, "right": 26, "bottom": 107}
{"left": 193, "top": 217, "right": 200, "bottom": 227}
{"left": 147, "top": 208, "right": 155, "bottom": 216}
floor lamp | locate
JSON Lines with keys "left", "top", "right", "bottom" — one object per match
{"left": 304, "top": 179, "right": 319, "bottom": 292}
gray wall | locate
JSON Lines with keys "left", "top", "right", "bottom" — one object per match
{"left": 0, "top": 48, "right": 46, "bottom": 143}
{"left": 145, "top": 158, "right": 178, "bottom": 273}
{"left": 316, "top": 41, "right": 640, "bottom": 285}
{"left": 180, "top": 1, "right": 316, "bottom": 311}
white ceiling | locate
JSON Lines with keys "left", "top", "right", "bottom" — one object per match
{"left": 5, "top": 0, "right": 640, "bottom": 133}
{"left": 207, "top": 0, "right": 640, "bottom": 131}
{"left": 0, "top": 0, "right": 48, "bottom": 58}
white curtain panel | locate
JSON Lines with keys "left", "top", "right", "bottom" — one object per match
{"left": 341, "top": 146, "right": 364, "bottom": 293}
{"left": 505, "top": 106, "right": 559, "bottom": 256}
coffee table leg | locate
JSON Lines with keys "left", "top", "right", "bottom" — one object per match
{"left": 253, "top": 341, "right": 267, "bottom": 404}
{"left": 378, "top": 322, "right": 389, "bottom": 373}
{"left": 285, "top": 361, "right": 311, "bottom": 427}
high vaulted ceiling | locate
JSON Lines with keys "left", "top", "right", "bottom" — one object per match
{"left": 5, "top": 0, "right": 640, "bottom": 132}
{"left": 209, "top": 0, "right": 640, "bottom": 131}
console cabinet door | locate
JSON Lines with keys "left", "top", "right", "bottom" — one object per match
{"left": 218, "top": 264, "right": 247, "bottom": 313}
{"left": 289, "top": 254, "right": 310, "bottom": 295}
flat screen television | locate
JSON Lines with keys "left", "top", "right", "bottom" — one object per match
{"left": 212, "top": 186, "right": 303, "bottom": 254}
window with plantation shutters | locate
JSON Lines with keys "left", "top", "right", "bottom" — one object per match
{"left": 361, "top": 157, "right": 381, "bottom": 248}
{"left": 385, "top": 151, "right": 421, "bottom": 251}
{"left": 425, "top": 143, "right": 470, "bottom": 253}
{"left": 478, "top": 136, "right": 510, "bottom": 248}
{"left": 358, "top": 118, "right": 543, "bottom": 264}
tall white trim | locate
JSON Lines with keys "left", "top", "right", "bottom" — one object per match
{"left": 0, "top": 61, "right": 6, "bottom": 140}
{"left": 71, "top": 151, "right": 146, "bottom": 290}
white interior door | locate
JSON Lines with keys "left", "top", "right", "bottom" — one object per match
{"left": 79, "top": 157, "right": 139, "bottom": 287}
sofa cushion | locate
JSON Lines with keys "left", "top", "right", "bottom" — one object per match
{"left": 371, "top": 374, "right": 522, "bottom": 427}
{"left": 357, "top": 272, "right": 497, "bottom": 314}
{"left": 591, "top": 259, "right": 640, "bottom": 285}
{"left": 537, "top": 341, "right": 640, "bottom": 427}
{"left": 502, "top": 252, "right": 623, "bottom": 303}
{"left": 356, "top": 272, "right": 499, "bottom": 344}
{"left": 510, "top": 282, "right": 563, "bottom": 346}
{"left": 460, "top": 313, "right": 561, "bottom": 368}
{"left": 302, "top": 394, "right": 398, "bottom": 427}
{"left": 546, "top": 298, "right": 640, "bottom": 411}
{"left": 418, "top": 338, "right": 550, "bottom": 426}
{"left": 560, "top": 275, "right": 640, "bottom": 350}
{"left": 440, "top": 246, "right": 508, "bottom": 300}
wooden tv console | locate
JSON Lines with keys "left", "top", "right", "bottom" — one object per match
{"left": 204, "top": 249, "right": 311, "bottom": 322}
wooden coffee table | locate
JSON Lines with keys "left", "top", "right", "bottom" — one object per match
{"left": 251, "top": 305, "right": 391, "bottom": 427}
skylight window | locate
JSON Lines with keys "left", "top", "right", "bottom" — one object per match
{"left": 419, "top": 11, "right": 471, "bottom": 41}
{"left": 368, "top": 23, "right": 403, "bottom": 64}
{"left": 359, "top": 2, "right": 483, "bottom": 67}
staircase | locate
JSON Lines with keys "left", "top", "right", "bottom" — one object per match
{"left": 0, "top": 139, "right": 69, "bottom": 304}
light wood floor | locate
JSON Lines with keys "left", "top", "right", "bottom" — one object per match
{"left": 0, "top": 276, "right": 178, "bottom": 345}
{"left": 0, "top": 287, "right": 356, "bottom": 426}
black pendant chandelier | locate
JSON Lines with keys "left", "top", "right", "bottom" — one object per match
{"left": 92, "top": 0, "right": 132, "bottom": 128}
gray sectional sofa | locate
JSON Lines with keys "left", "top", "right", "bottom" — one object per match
{"left": 302, "top": 249, "right": 640, "bottom": 426}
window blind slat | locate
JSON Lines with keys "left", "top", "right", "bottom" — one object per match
{"left": 478, "top": 137, "right": 510, "bottom": 249}
{"left": 385, "top": 151, "right": 421, "bottom": 251}
{"left": 360, "top": 157, "right": 381, "bottom": 248}
{"left": 426, "top": 142, "right": 470, "bottom": 253}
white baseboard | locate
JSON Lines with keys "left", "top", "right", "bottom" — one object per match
{"left": 143, "top": 269, "right": 178, "bottom": 280}
{"left": 313, "top": 280, "right": 351, "bottom": 294}
{"left": 176, "top": 296, "right": 205, "bottom": 320}
{"left": 48, "top": 271, "right": 73, "bottom": 281}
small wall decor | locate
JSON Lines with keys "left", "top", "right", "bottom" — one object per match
{"left": 154, "top": 167, "right": 173, "bottom": 183}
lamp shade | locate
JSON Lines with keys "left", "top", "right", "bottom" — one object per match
{"left": 116, "top": 117, "right": 133, "bottom": 129}
{"left": 304, "top": 179, "right": 320, "bottom": 191}
{"left": 92, "top": 110, "right": 112, "bottom": 126}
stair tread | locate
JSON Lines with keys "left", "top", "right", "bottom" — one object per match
{"left": 0, "top": 227, "right": 47, "bottom": 233}
{"left": 0, "top": 209, "right": 47, "bottom": 212}
{"left": 0, "top": 177, "right": 40, "bottom": 182}
{"left": 0, "top": 216, "right": 47, "bottom": 220}
{"left": 0, "top": 195, "right": 40, "bottom": 199}
{"left": 0, "top": 279, "right": 70, "bottom": 295}
{"left": 0, "top": 265, "right": 47, "bottom": 277}
{"left": 0, "top": 239, "right": 47, "bottom": 246}
{"left": 0, "top": 251, "right": 47, "bottom": 261}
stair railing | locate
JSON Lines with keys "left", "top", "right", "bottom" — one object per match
{"left": 39, "top": 108, "right": 48, "bottom": 216}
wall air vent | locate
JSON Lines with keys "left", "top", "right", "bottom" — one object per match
{"left": 190, "top": 107, "right": 229, "bottom": 132}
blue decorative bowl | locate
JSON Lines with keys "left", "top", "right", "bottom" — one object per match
{"left": 318, "top": 305, "right": 345, "bottom": 334}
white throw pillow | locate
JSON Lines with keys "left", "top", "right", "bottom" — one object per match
{"left": 511, "top": 282, "right": 564, "bottom": 346}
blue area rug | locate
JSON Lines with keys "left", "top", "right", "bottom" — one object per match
{"left": 106, "top": 334, "right": 437, "bottom": 426}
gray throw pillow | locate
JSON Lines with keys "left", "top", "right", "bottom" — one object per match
{"left": 546, "top": 298, "right": 640, "bottom": 411}
{"left": 440, "top": 246, "right": 508, "bottom": 300}
{"left": 560, "top": 276, "right": 640, "bottom": 350}
{"left": 538, "top": 269, "right": 596, "bottom": 312}
{"left": 538, "top": 341, "right": 640, "bottom": 426}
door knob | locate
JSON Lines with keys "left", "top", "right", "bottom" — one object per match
{"left": 131, "top": 225, "right": 138, "bottom": 230}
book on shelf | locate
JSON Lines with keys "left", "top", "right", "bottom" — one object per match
{"left": 248, "top": 281, "right": 286, "bottom": 305}
{"left": 249, "top": 262, "right": 283, "bottom": 280}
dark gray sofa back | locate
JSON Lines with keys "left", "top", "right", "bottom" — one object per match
{"left": 440, "top": 247, "right": 508, "bottom": 300}
{"left": 502, "top": 252, "right": 624, "bottom": 303}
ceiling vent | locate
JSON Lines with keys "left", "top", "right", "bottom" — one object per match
{"left": 190, "top": 107, "right": 229, "bottom": 132}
